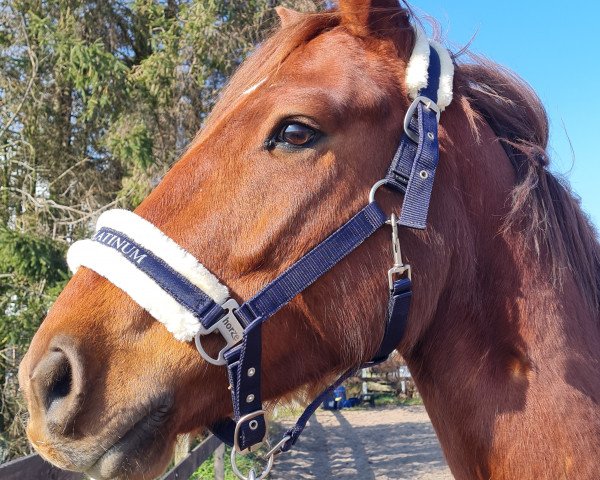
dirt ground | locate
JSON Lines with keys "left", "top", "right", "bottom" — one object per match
{"left": 270, "top": 405, "right": 453, "bottom": 479}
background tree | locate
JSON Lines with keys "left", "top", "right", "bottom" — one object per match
{"left": 0, "top": 0, "right": 319, "bottom": 461}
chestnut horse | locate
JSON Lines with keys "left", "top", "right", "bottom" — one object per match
{"left": 18, "top": 1, "right": 600, "bottom": 479}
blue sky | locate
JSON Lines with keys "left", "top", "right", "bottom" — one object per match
{"left": 409, "top": 0, "right": 600, "bottom": 228}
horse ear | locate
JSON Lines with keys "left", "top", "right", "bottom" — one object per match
{"left": 275, "top": 6, "right": 304, "bottom": 28}
{"left": 338, "top": 0, "right": 409, "bottom": 36}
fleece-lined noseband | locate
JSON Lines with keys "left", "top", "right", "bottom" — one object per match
{"left": 67, "top": 24, "right": 453, "bottom": 480}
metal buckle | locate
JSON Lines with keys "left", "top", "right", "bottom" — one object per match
{"left": 194, "top": 299, "right": 243, "bottom": 366}
{"left": 233, "top": 410, "right": 268, "bottom": 454}
{"left": 388, "top": 264, "right": 412, "bottom": 288}
{"left": 231, "top": 415, "right": 283, "bottom": 480}
{"left": 403, "top": 95, "right": 440, "bottom": 143}
{"left": 387, "top": 213, "right": 411, "bottom": 288}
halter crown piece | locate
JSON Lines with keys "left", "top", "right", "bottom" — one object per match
{"left": 67, "top": 24, "right": 453, "bottom": 480}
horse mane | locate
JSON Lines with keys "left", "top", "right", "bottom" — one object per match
{"left": 456, "top": 58, "right": 600, "bottom": 313}
{"left": 199, "top": 8, "right": 600, "bottom": 314}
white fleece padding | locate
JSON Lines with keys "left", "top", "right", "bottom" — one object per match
{"left": 67, "top": 240, "right": 204, "bottom": 342}
{"left": 429, "top": 40, "right": 454, "bottom": 111}
{"left": 405, "top": 24, "right": 455, "bottom": 111}
{"left": 67, "top": 209, "right": 230, "bottom": 342}
{"left": 405, "top": 24, "right": 430, "bottom": 100}
{"left": 95, "top": 209, "right": 228, "bottom": 304}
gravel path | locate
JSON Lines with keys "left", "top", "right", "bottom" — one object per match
{"left": 270, "top": 405, "right": 453, "bottom": 479}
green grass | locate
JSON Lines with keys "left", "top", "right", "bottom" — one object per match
{"left": 398, "top": 396, "right": 423, "bottom": 406}
{"left": 346, "top": 394, "right": 423, "bottom": 409}
{"left": 376, "top": 394, "right": 423, "bottom": 406}
{"left": 191, "top": 446, "right": 271, "bottom": 480}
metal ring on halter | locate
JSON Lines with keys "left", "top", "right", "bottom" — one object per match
{"left": 233, "top": 410, "right": 267, "bottom": 454}
{"left": 231, "top": 448, "right": 274, "bottom": 480}
{"left": 369, "top": 179, "right": 393, "bottom": 204}
{"left": 264, "top": 434, "right": 292, "bottom": 459}
{"left": 194, "top": 298, "right": 243, "bottom": 366}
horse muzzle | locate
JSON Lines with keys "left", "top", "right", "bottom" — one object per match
{"left": 19, "top": 334, "right": 175, "bottom": 479}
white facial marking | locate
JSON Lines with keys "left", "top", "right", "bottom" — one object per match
{"left": 242, "top": 77, "right": 268, "bottom": 96}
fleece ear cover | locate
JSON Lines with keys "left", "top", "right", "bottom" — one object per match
{"left": 67, "top": 209, "right": 229, "bottom": 342}
{"left": 405, "top": 24, "right": 454, "bottom": 110}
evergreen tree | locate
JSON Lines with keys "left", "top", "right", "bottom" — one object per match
{"left": 0, "top": 0, "right": 319, "bottom": 461}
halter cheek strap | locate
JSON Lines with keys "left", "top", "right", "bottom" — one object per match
{"left": 66, "top": 26, "right": 453, "bottom": 479}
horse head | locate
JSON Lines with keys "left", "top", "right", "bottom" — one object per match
{"left": 18, "top": 0, "right": 600, "bottom": 479}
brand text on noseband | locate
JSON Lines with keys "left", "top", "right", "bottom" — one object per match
{"left": 93, "top": 231, "right": 148, "bottom": 264}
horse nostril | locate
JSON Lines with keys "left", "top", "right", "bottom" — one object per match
{"left": 29, "top": 338, "right": 83, "bottom": 433}
{"left": 44, "top": 350, "right": 73, "bottom": 410}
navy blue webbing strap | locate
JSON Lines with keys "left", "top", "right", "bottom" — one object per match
{"left": 385, "top": 103, "right": 440, "bottom": 229}
{"left": 397, "top": 104, "right": 440, "bottom": 229}
{"left": 235, "top": 202, "right": 388, "bottom": 325}
{"left": 385, "top": 123, "right": 418, "bottom": 193}
{"left": 421, "top": 46, "right": 441, "bottom": 102}
{"left": 225, "top": 323, "right": 267, "bottom": 450}
{"left": 368, "top": 277, "right": 412, "bottom": 364}
{"left": 385, "top": 46, "right": 441, "bottom": 229}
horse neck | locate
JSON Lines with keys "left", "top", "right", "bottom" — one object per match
{"left": 403, "top": 128, "right": 600, "bottom": 479}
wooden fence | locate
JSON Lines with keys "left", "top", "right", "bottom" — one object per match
{"left": 0, "top": 434, "right": 223, "bottom": 480}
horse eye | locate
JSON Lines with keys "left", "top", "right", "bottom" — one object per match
{"left": 276, "top": 123, "right": 317, "bottom": 147}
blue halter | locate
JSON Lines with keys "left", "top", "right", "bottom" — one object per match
{"left": 210, "top": 47, "right": 442, "bottom": 457}
{"left": 85, "top": 45, "right": 445, "bottom": 476}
